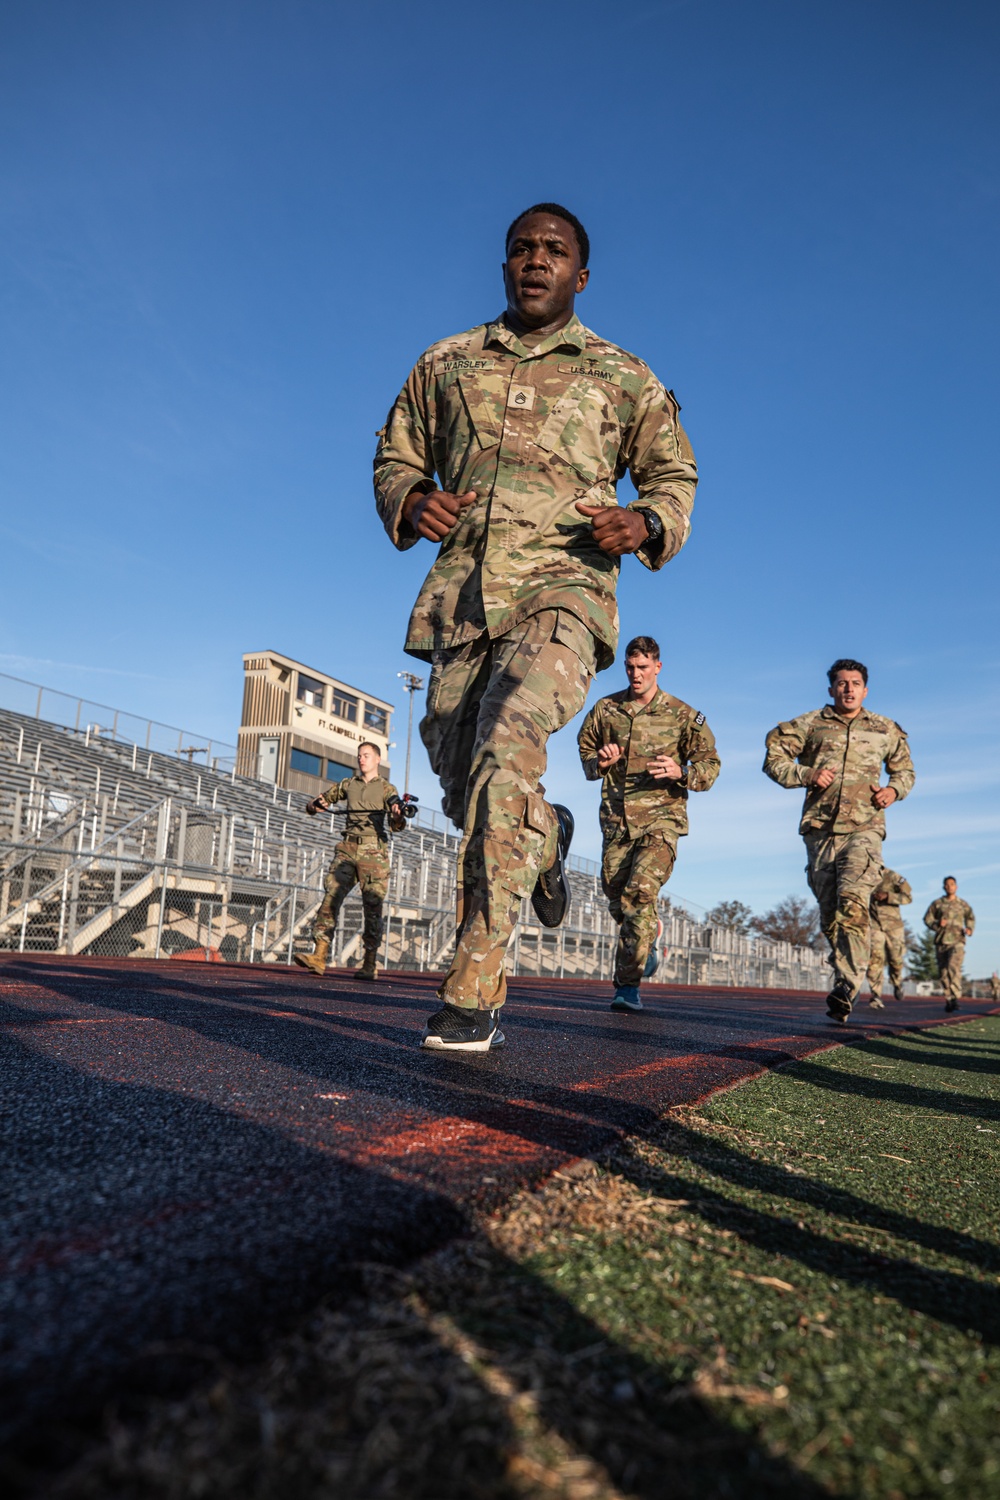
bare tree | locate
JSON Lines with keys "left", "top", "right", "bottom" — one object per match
{"left": 751, "top": 895, "right": 822, "bottom": 948}
{"left": 707, "top": 900, "right": 755, "bottom": 934}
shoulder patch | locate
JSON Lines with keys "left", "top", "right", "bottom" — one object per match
{"left": 693, "top": 711, "right": 705, "bottom": 727}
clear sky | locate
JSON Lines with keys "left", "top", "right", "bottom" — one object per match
{"left": 2, "top": 0, "right": 998, "bottom": 970}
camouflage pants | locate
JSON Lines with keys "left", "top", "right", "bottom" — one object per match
{"left": 804, "top": 829, "right": 883, "bottom": 999}
{"left": 602, "top": 829, "right": 677, "bottom": 987}
{"left": 314, "top": 837, "right": 389, "bottom": 955}
{"left": 420, "top": 609, "right": 594, "bottom": 1010}
{"left": 866, "top": 914, "right": 907, "bottom": 995}
{"left": 937, "top": 943, "right": 965, "bottom": 1003}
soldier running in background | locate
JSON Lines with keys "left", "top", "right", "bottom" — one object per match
{"left": 865, "top": 866, "right": 912, "bottom": 1008}
{"left": 578, "top": 636, "right": 719, "bottom": 1013}
{"left": 924, "top": 876, "right": 975, "bottom": 1013}
{"left": 764, "top": 659, "right": 915, "bottom": 1024}
{"left": 374, "top": 203, "right": 698, "bottom": 1050}
{"left": 294, "top": 742, "right": 407, "bottom": 981}
{"left": 991, "top": 972, "right": 1000, "bottom": 1003}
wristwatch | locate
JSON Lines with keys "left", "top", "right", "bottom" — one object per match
{"left": 636, "top": 508, "right": 664, "bottom": 544}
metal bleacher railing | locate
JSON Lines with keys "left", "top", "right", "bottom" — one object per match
{"left": 0, "top": 673, "right": 830, "bottom": 990}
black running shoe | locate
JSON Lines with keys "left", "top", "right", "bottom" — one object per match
{"left": 826, "top": 978, "right": 853, "bottom": 1022}
{"left": 531, "top": 804, "right": 574, "bottom": 928}
{"left": 945, "top": 998, "right": 959, "bottom": 1013}
{"left": 893, "top": 984, "right": 905, "bottom": 1003}
{"left": 421, "top": 1002, "right": 505, "bottom": 1052}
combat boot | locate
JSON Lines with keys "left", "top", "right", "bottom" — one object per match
{"left": 359, "top": 948, "right": 379, "bottom": 982}
{"left": 869, "top": 996, "right": 885, "bottom": 1010}
{"left": 294, "top": 934, "right": 331, "bottom": 975}
{"left": 826, "top": 978, "right": 853, "bottom": 1023}
{"left": 893, "top": 983, "right": 905, "bottom": 1003}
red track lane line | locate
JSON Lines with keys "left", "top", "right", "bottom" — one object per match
{"left": 5, "top": 1017, "right": 147, "bottom": 1028}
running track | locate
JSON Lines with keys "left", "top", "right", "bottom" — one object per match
{"left": 1, "top": 954, "right": 994, "bottom": 1447}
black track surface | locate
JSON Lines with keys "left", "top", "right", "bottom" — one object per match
{"left": 1, "top": 954, "right": 992, "bottom": 1448}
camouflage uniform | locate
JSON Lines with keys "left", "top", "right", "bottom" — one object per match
{"left": 375, "top": 313, "right": 697, "bottom": 1010}
{"left": 311, "top": 776, "right": 400, "bottom": 962}
{"left": 866, "top": 867, "right": 912, "bottom": 997}
{"left": 989, "top": 973, "right": 999, "bottom": 1002}
{"left": 763, "top": 706, "right": 915, "bottom": 1000}
{"left": 923, "top": 894, "right": 975, "bottom": 1005}
{"left": 578, "top": 688, "right": 719, "bottom": 986}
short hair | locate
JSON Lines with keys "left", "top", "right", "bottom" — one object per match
{"left": 505, "top": 203, "right": 590, "bottom": 267}
{"left": 943, "top": 875, "right": 957, "bottom": 885}
{"left": 625, "top": 635, "right": 661, "bottom": 661}
{"left": 357, "top": 741, "right": 381, "bottom": 757}
{"left": 828, "top": 658, "right": 868, "bottom": 686}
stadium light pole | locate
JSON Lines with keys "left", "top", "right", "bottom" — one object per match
{"left": 396, "top": 671, "right": 424, "bottom": 796}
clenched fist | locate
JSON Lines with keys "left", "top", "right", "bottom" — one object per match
{"left": 575, "top": 502, "right": 649, "bottom": 556}
{"left": 403, "top": 487, "right": 476, "bottom": 542}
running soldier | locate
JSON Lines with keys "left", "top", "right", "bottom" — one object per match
{"left": 375, "top": 203, "right": 698, "bottom": 1050}
{"left": 764, "top": 659, "right": 915, "bottom": 1023}
{"left": 990, "top": 972, "right": 1000, "bottom": 1002}
{"left": 294, "top": 743, "right": 406, "bottom": 980}
{"left": 578, "top": 636, "right": 719, "bottom": 1012}
{"left": 866, "top": 867, "right": 912, "bottom": 1008}
{"left": 924, "top": 876, "right": 975, "bottom": 1012}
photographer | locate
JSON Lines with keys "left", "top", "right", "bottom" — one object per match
{"left": 294, "top": 742, "right": 414, "bottom": 981}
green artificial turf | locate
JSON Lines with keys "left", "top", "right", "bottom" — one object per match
{"left": 491, "top": 1015, "right": 1000, "bottom": 1498}
{"left": 37, "top": 1016, "right": 1000, "bottom": 1500}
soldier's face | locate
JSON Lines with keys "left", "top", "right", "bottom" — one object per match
{"left": 944, "top": 879, "right": 957, "bottom": 897}
{"left": 503, "top": 214, "right": 589, "bottom": 329}
{"left": 829, "top": 671, "right": 868, "bottom": 716}
{"left": 625, "top": 653, "right": 661, "bottom": 698}
{"left": 357, "top": 746, "right": 380, "bottom": 777}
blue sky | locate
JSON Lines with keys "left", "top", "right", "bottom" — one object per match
{"left": 2, "top": 0, "right": 998, "bottom": 970}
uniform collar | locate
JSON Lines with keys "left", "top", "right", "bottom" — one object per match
{"left": 616, "top": 686, "right": 673, "bottom": 714}
{"left": 820, "top": 704, "right": 875, "bottom": 727}
{"left": 485, "top": 311, "right": 588, "bottom": 360}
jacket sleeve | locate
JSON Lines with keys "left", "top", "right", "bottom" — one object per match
{"left": 885, "top": 724, "right": 915, "bottom": 802}
{"left": 373, "top": 353, "right": 437, "bottom": 551}
{"left": 763, "top": 717, "right": 815, "bottom": 789}
{"left": 895, "top": 876, "right": 912, "bottom": 906}
{"left": 577, "top": 704, "right": 606, "bottom": 781}
{"left": 964, "top": 903, "right": 976, "bottom": 934}
{"left": 621, "top": 378, "right": 698, "bottom": 572}
{"left": 923, "top": 900, "right": 939, "bottom": 931}
{"left": 680, "top": 716, "right": 721, "bottom": 792}
{"left": 318, "top": 781, "right": 349, "bottom": 810}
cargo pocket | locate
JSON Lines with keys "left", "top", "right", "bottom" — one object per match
{"left": 552, "top": 610, "right": 598, "bottom": 678}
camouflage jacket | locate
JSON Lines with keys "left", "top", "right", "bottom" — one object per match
{"left": 577, "top": 687, "right": 720, "bottom": 840}
{"left": 373, "top": 314, "right": 697, "bottom": 672}
{"left": 924, "top": 896, "right": 975, "bottom": 948}
{"left": 316, "top": 775, "right": 400, "bottom": 843}
{"left": 870, "top": 868, "right": 911, "bottom": 932}
{"left": 763, "top": 705, "right": 914, "bottom": 837}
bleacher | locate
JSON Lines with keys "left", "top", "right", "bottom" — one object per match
{"left": 0, "top": 700, "right": 829, "bottom": 989}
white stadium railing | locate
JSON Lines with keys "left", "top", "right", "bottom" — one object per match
{"left": 0, "top": 689, "right": 830, "bottom": 990}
